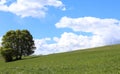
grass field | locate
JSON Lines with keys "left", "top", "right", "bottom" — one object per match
{"left": 0, "top": 44, "right": 120, "bottom": 74}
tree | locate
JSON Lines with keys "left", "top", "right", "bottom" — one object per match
{"left": 0, "top": 30, "right": 36, "bottom": 62}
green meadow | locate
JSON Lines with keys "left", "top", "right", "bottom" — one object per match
{"left": 0, "top": 44, "right": 120, "bottom": 74}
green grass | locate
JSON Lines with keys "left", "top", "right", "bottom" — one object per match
{"left": 0, "top": 44, "right": 120, "bottom": 74}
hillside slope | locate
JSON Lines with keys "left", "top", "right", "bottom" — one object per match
{"left": 0, "top": 44, "right": 120, "bottom": 74}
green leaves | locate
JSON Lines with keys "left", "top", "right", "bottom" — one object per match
{"left": 0, "top": 47, "right": 15, "bottom": 62}
{"left": 0, "top": 29, "right": 36, "bottom": 62}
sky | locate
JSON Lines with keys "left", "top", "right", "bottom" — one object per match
{"left": 0, "top": 0, "right": 120, "bottom": 55}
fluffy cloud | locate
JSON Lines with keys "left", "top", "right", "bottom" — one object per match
{"left": 34, "top": 16, "right": 120, "bottom": 55}
{"left": 55, "top": 16, "right": 120, "bottom": 45}
{"left": 0, "top": 0, "right": 65, "bottom": 18}
{"left": 34, "top": 32, "right": 105, "bottom": 55}
{"left": 56, "top": 16, "right": 120, "bottom": 33}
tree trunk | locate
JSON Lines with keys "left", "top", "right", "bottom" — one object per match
{"left": 16, "top": 55, "right": 19, "bottom": 60}
{"left": 18, "top": 55, "right": 22, "bottom": 60}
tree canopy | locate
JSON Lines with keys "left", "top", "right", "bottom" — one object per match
{"left": 0, "top": 30, "right": 36, "bottom": 62}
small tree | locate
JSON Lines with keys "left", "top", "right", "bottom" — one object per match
{"left": 0, "top": 29, "right": 36, "bottom": 62}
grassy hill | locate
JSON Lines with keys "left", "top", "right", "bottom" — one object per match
{"left": 0, "top": 44, "right": 120, "bottom": 74}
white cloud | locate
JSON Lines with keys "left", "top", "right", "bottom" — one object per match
{"left": 55, "top": 16, "right": 120, "bottom": 44}
{"left": 0, "top": 0, "right": 6, "bottom": 4}
{"left": 0, "top": 0, "right": 65, "bottom": 18}
{"left": 0, "top": 0, "right": 8, "bottom": 11}
{"left": 56, "top": 16, "right": 120, "bottom": 33}
{"left": 0, "top": 37, "right": 2, "bottom": 46}
{"left": 34, "top": 16, "right": 120, "bottom": 55}
{"left": 34, "top": 32, "right": 106, "bottom": 55}
{"left": 0, "top": 32, "right": 103, "bottom": 55}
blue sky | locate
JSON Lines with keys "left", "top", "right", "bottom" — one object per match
{"left": 0, "top": 0, "right": 120, "bottom": 55}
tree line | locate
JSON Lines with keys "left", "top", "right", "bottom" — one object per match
{"left": 0, "top": 30, "right": 36, "bottom": 62}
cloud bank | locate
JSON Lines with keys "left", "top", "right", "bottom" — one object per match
{"left": 34, "top": 16, "right": 120, "bottom": 55}
{"left": 0, "top": 0, "right": 65, "bottom": 18}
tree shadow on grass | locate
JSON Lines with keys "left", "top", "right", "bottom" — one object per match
{"left": 2, "top": 55, "right": 43, "bottom": 62}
